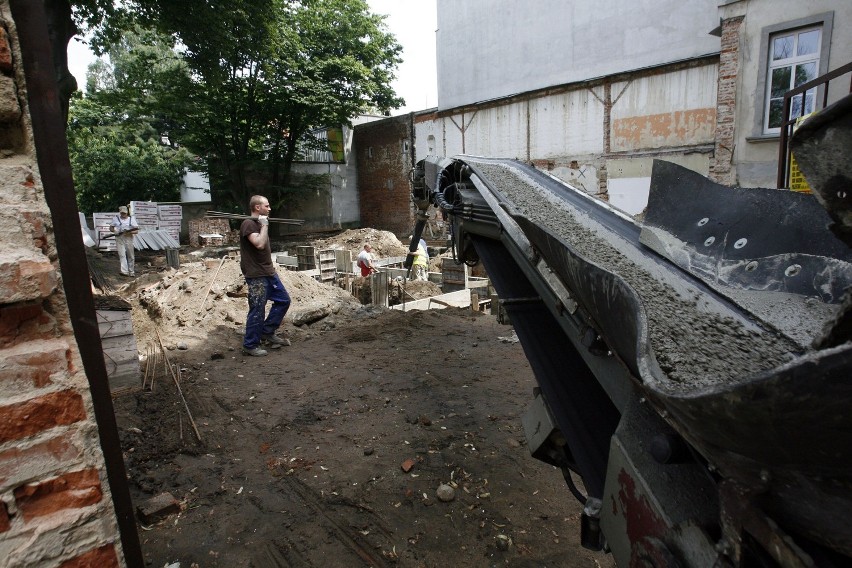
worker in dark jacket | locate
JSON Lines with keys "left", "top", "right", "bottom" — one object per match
{"left": 239, "top": 195, "right": 291, "bottom": 356}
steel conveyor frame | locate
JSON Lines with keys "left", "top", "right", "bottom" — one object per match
{"left": 412, "top": 154, "right": 852, "bottom": 567}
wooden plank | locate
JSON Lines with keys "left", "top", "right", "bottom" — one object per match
{"left": 97, "top": 315, "right": 135, "bottom": 339}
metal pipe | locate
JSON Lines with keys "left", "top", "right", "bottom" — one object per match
{"left": 7, "top": 2, "right": 143, "bottom": 566}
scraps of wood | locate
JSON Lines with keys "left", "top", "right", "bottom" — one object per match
{"left": 198, "top": 257, "right": 227, "bottom": 317}
{"left": 155, "top": 327, "right": 202, "bottom": 442}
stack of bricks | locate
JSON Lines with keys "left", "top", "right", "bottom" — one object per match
{"left": 188, "top": 217, "right": 232, "bottom": 247}
{"left": 92, "top": 211, "right": 119, "bottom": 251}
{"left": 0, "top": 8, "right": 123, "bottom": 567}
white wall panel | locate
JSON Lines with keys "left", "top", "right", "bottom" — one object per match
{"left": 437, "top": 0, "right": 719, "bottom": 110}
{"left": 529, "top": 89, "right": 605, "bottom": 157}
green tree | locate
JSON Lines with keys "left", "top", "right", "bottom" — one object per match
{"left": 68, "top": 94, "right": 194, "bottom": 214}
{"left": 69, "top": 0, "right": 404, "bottom": 213}
{"left": 66, "top": 25, "right": 195, "bottom": 214}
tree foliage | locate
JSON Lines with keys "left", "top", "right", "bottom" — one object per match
{"left": 66, "top": 28, "right": 194, "bottom": 214}
{"left": 70, "top": 0, "right": 404, "bottom": 214}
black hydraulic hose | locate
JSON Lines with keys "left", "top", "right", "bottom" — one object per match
{"left": 403, "top": 216, "right": 427, "bottom": 271}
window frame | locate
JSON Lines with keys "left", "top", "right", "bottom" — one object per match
{"left": 751, "top": 12, "right": 833, "bottom": 139}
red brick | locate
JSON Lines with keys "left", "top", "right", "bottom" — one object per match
{"left": 0, "top": 501, "right": 10, "bottom": 533}
{"left": 0, "top": 339, "right": 71, "bottom": 389}
{"left": 0, "top": 253, "right": 58, "bottom": 304}
{"left": 0, "top": 303, "right": 55, "bottom": 348}
{"left": 0, "top": 390, "right": 87, "bottom": 444}
{"left": 14, "top": 468, "right": 103, "bottom": 521}
{"left": 0, "top": 433, "right": 82, "bottom": 486}
{"left": 354, "top": 116, "right": 414, "bottom": 236}
{"left": 0, "top": 28, "right": 11, "bottom": 73}
{"left": 58, "top": 544, "right": 119, "bottom": 568}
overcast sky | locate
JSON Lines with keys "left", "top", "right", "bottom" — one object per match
{"left": 66, "top": 0, "right": 438, "bottom": 115}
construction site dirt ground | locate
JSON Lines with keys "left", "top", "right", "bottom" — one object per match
{"left": 90, "top": 229, "right": 614, "bottom": 568}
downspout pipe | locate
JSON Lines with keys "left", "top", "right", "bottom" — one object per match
{"left": 8, "top": 2, "right": 144, "bottom": 566}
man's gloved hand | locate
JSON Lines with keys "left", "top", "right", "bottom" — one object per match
{"left": 258, "top": 215, "right": 269, "bottom": 226}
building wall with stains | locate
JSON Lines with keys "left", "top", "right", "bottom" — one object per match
{"left": 353, "top": 115, "right": 415, "bottom": 236}
{"left": 610, "top": 64, "right": 718, "bottom": 152}
{"left": 414, "top": 60, "right": 717, "bottom": 214}
{"left": 715, "top": 0, "right": 852, "bottom": 188}
{"left": 436, "top": 0, "right": 720, "bottom": 111}
{"left": 0, "top": 4, "right": 124, "bottom": 566}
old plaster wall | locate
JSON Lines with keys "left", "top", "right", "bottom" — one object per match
{"left": 0, "top": 4, "right": 124, "bottom": 567}
{"left": 716, "top": 0, "right": 852, "bottom": 188}
{"left": 413, "top": 60, "right": 717, "bottom": 215}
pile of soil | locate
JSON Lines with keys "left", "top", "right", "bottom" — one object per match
{"left": 88, "top": 241, "right": 612, "bottom": 568}
{"left": 310, "top": 228, "right": 410, "bottom": 259}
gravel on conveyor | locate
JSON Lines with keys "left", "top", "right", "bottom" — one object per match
{"left": 467, "top": 159, "right": 803, "bottom": 395}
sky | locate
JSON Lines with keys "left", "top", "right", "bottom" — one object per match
{"left": 66, "top": 0, "right": 438, "bottom": 116}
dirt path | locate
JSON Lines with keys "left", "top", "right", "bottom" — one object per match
{"left": 90, "top": 238, "right": 612, "bottom": 567}
{"left": 113, "top": 307, "right": 612, "bottom": 568}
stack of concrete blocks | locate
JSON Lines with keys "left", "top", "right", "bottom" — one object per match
{"left": 157, "top": 204, "right": 182, "bottom": 242}
{"left": 296, "top": 246, "right": 316, "bottom": 270}
{"left": 318, "top": 249, "right": 336, "bottom": 283}
{"left": 92, "top": 211, "right": 118, "bottom": 251}
{"left": 129, "top": 200, "right": 158, "bottom": 232}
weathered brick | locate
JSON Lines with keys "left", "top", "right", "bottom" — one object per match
{"left": 0, "top": 250, "right": 58, "bottom": 304}
{"left": 0, "top": 338, "right": 72, "bottom": 390}
{"left": 14, "top": 468, "right": 103, "bottom": 521}
{"left": 354, "top": 116, "right": 414, "bottom": 236}
{"left": 0, "top": 433, "right": 82, "bottom": 487}
{"left": 136, "top": 492, "right": 181, "bottom": 524}
{"left": 0, "top": 75, "right": 21, "bottom": 123}
{"left": 0, "top": 303, "right": 56, "bottom": 348}
{"left": 0, "top": 27, "right": 11, "bottom": 73}
{"left": 58, "top": 544, "right": 120, "bottom": 568}
{"left": 0, "top": 390, "right": 87, "bottom": 444}
{"left": 0, "top": 165, "right": 38, "bottom": 205}
{"left": 0, "top": 500, "right": 10, "bottom": 533}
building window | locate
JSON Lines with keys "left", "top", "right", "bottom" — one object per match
{"left": 295, "top": 127, "right": 345, "bottom": 163}
{"left": 752, "top": 13, "right": 833, "bottom": 138}
{"left": 764, "top": 26, "right": 821, "bottom": 133}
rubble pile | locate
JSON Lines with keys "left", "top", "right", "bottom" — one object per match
{"left": 310, "top": 228, "right": 409, "bottom": 258}
{"left": 128, "top": 259, "right": 362, "bottom": 350}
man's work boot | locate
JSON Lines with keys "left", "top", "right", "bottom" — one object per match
{"left": 242, "top": 346, "right": 268, "bottom": 357}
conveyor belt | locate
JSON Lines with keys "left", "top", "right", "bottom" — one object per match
{"left": 421, "top": 155, "right": 852, "bottom": 556}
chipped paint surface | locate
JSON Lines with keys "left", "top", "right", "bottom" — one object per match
{"left": 616, "top": 467, "right": 668, "bottom": 544}
{"left": 612, "top": 108, "right": 716, "bottom": 151}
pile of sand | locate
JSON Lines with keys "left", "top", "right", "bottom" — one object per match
{"left": 310, "top": 228, "right": 410, "bottom": 259}
{"left": 127, "top": 259, "right": 363, "bottom": 351}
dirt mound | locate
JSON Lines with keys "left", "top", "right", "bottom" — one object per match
{"left": 119, "top": 259, "right": 362, "bottom": 352}
{"left": 311, "top": 228, "right": 410, "bottom": 258}
{"left": 389, "top": 278, "right": 444, "bottom": 303}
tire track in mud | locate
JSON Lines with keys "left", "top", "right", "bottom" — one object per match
{"left": 258, "top": 475, "right": 396, "bottom": 567}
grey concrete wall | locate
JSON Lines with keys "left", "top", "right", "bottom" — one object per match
{"left": 436, "top": 0, "right": 719, "bottom": 110}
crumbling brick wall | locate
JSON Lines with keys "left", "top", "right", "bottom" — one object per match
{"left": 0, "top": 6, "right": 124, "bottom": 566}
{"left": 354, "top": 115, "right": 415, "bottom": 237}
{"left": 710, "top": 15, "right": 744, "bottom": 186}
{"left": 188, "top": 217, "right": 235, "bottom": 247}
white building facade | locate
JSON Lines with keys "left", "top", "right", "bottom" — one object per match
{"left": 410, "top": 0, "right": 851, "bottom": 215}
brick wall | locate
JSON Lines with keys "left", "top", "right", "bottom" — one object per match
{"left": 354, "top": 115, "right": 415, "bottom": 237}
{"left": 0, "top": 5, "right": 124, "bottom": 566}
{"left": 710, "top": 15, "right": 744, "bottom": 186}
